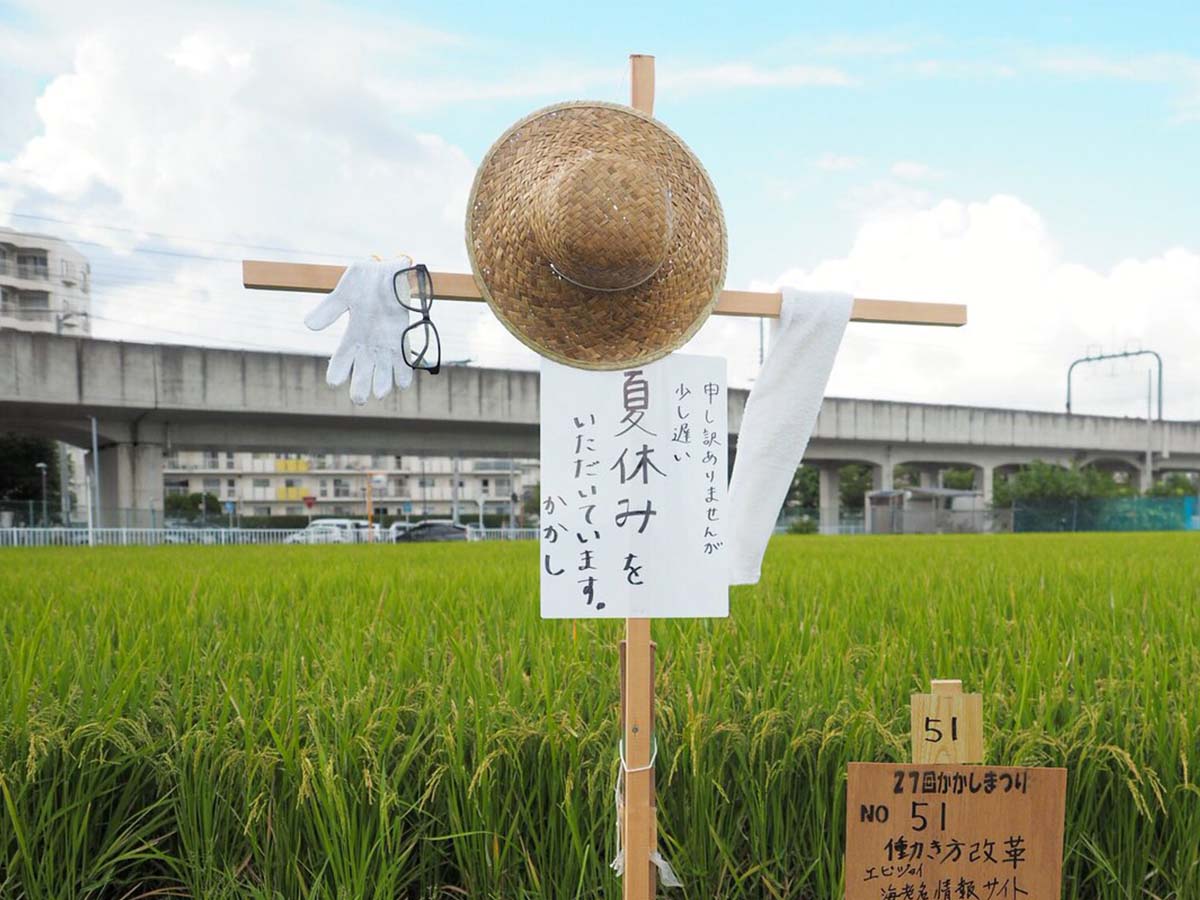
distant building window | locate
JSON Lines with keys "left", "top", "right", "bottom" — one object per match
{"left": 284, "top": 478, "right": 300, "bottom": 489}
{"left": 285, "top": 506, "right": 301, "bottom": 515}
{"left": 333, "top": 478, "right": 351, "bottom": 498}
{"left": 253, "top": 478, "right": 269, "bottom": 489}
{"left": 419, "top": 477, "right": 435, "bottom": 488}
{"left": 203, "top": 451, "right": 220, "bottom": 468}
{"left": 225, "top": 452, "right": 235, "bottom": 469}
{"left": 253, "top": 506, "right": 271, "bottom": 516}
{"left": 202, "top": 478, "right": 220, "bottom": 493}
{"left": 319, "top": 479, "right": 328, "bottom": 498}
{"left": 164, "top": 479, "right": 188, "bottom": 497}
{"left": 17, "top": 251, "right": 48, "bottom": 279}
{"left": 18, "top": 290, "right": 49, "bottom": 309}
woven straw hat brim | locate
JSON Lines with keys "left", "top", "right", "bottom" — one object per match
{"left": 466, "top": 101, "right": 727, "bottom": 370}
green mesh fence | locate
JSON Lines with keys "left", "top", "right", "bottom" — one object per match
{"left": 1010, "top": 496, "right": 1196, "bottom": 532}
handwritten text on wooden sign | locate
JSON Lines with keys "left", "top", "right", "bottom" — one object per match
{"left": 846, "top": 762, "right": 1067, "bottom": 900}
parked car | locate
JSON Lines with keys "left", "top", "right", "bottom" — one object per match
{"left": 392, "top": 521, "right": 467, "bottom": 542}
{"left": 387, "top": 521, "right": 417, "bottom": 542}
{"left": 285, "top": 518, "right": 358, "bottom": 544}
{"left": 286, "top": 519, "right": 385, "bottom": 544}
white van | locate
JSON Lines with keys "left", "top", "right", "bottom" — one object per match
{"left": 286, "top": 518, "right": 375, "bottom": 544}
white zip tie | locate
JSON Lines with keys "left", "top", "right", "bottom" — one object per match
{"left": 619, "top": 735, "right": 658, "bottom": 774}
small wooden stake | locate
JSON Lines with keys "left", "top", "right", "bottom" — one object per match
{"left": 910, "top": 678, "right": 984, "bottom": 764}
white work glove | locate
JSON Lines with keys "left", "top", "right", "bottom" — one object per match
{"left": 304, "top": 259, "right": 414, "bottom": 405}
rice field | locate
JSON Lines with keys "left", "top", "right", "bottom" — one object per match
{"left": 0, "top": 533, "right": 1197, "bottom": 899}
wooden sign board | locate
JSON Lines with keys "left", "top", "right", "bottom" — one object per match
{"left": 846, "top": 762, "right": 1067, "bottom": 900}
{"left": 911, "top": 679, "right": 984, "bottom": 764}
{"left": 539, "top": 354, "right": 729, "bottom": 618}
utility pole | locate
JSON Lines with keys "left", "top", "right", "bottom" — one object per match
{"left": 58, "top": 442, "right": 70, "bottom": 524}
{"left": 89, "top": 416, "right": 101, "bottom": 528}
{"left": 35, "top": 462, "right": 48, "bottom": 526}
{"left": 1146, "top": 370, "right": 1153, "bottom": 493}
{"left": 1067, "top": 349, "right": 1163, "bottom": 420}
{"left": 509, "top": 457, "right": 517, "bottom": 529}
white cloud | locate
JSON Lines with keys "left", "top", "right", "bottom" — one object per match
{"left": 662, "top": 62, "right": 855, "bottom": 90}
{"left": 3, "top": 8, "right": 1198, "bottom": 421}
{"left": 813, "top": 34, "right": 917, "bottom": 57}
{"left": 890, "top": 161, "right": 937, "bottom": 180}
{"left": 906, "top": 59, "right": 1017, "bottom": 79}
{"left": 814, "top": 152, "right": 863, "bottom": 172}
{"left": 1037, "top": 51, "right": 1200, "bottom": 122}
{"left": 747, "top": 195, "right": 1200, "bottom": 418}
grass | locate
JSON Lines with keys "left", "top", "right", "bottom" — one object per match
{"left": 0, "top": 533, "right": 1197, "bottom": 898}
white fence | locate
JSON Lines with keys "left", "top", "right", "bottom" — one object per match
{"left": 0, "top": 528, "right": 303, "bottom": 547}
{"left": 465, "top": 526, "right": 539, "bottom": 541}
{"left": 1, "top": 526, "right": 541, "bottom": 547}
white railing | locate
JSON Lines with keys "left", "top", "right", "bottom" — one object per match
{"left": 465, "top": 526, "right": 539, "bottom": 542}
{"left": 0, "top": 528, "right": 303, "bottom": 547}
{"left": 2, "top": 526, "right": 547, "bottom": 547}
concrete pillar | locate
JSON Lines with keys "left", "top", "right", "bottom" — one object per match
{"left": 818, "top": 465, "right": 841, "bottom": 534}
{"left": 99, "top": 442, "right": 164, "bottom": 527}
{"left": 981, "top": 465, "right": 995, "bottom": 503}
{"left": 872, "top": 459, "right": 894, "bottom": 492}
{"left": 1138, "top": 462, "right": 1152, "bottom": 494}
{"left": 919, "top": 466, "right": 938, "bottom": 489}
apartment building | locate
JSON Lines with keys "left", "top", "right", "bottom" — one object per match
{"left": 0, "top": 227, "right": 91, "bottom": 336}
{"left": 164, "top": 451, "right": 540, "bottom": 521}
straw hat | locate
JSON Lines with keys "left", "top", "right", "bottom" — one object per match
{"left": 466, "top": 101, "right": 727, "bottom": 370}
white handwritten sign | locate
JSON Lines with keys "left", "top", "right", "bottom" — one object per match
{"left": 540, "top": 354, "right": 729, "bottom": 619}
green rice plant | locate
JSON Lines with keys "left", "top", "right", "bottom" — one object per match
{"left": 0, "top": 533, "right": 1196, "bottom": 898}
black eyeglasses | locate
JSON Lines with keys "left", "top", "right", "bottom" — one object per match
{"left": 393, "top": 264, "right": 441, "bottom": 375}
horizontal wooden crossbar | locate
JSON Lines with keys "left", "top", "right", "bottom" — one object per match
{"left": 242, "top": 260, "right": 967, "bottom": 327}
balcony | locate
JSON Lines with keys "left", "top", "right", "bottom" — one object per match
{"left": 0, "top": 260, "right": 50, "bottom": 281}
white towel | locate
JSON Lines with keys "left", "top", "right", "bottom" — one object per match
{"left": 727, "top": 289, "right": 852, "bottom": 585}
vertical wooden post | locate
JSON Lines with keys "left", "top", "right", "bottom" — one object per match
{"left": 910, "top": 678, "right": 984, "bottom": 764}
{"left": 622, "top": 52, "right": 657, "bottom": 900}
{"left": 630, "top": 54, "right": 655, "bottom": 116}
{"left": 619, "top": 628, "right": 657, "bottom": 898}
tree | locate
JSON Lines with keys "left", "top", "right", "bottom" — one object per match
{"left": 785, "top": 464, "right": 818, "bottom": 510}
{"left": 942, "top": 467, "right": 978, "bottom": 490}
{"left": 0, "top": 433, "right": 62, "bottom": 509}
{"left": 839, "top": 463, "right": 875, "bottom": 511}
{"left": 522, "top": 483, "right": 541, "bottom": 521}
{"left": 164, "top": 492, "right": 222, "bottom": 522}
{"left": 992, "top": 460, "right": 1132, "bottom": 507}
{"left": 1146, "top": 472, "right": 1197, "bottom": 497}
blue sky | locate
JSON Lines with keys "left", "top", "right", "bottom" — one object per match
{"left": 1, "top": 1, "right": 1198, "bottom": 415}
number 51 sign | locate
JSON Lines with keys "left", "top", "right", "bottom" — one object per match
{"left": 910, "top": 679, "right": 983, "bottom": 765}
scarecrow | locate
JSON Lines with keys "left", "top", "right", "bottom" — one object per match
{"left": 246, "top": 53, "right": 964, "bottom": 899}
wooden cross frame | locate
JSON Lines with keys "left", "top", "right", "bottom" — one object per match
{"left": 242, "top": 53, "right": 966, "bottom": 900}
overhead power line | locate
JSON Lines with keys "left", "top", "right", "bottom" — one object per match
{"left": 5, "top": 211, "right": 361, "bottom": 260}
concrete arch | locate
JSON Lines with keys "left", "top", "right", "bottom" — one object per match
{"left": 1077, "top": 454, "right": 1143, "bottom": 472}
